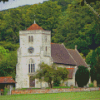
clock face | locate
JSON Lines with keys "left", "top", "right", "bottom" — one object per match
{"left": 28, "top": 47, "right": 34, "bottom": 53}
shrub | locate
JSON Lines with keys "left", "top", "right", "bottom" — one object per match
{"left": 4, "top": 88, "right": 9, "bottom": 95}
{"left": 97, "top": 74, "right": 100, "bottom": 86}
{"left": 89, "top": 83, "right": 94, "bottom": 87}
{"left": 53, "top": 76, "right": 61, "bottom": 86}
{"left": 75, "top": 66, "right": 90, "bottom": 87}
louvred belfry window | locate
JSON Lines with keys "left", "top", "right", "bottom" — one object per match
{"left": 29, "top": 36, "right": 33, "bottom": 42}
{"left": 31, "top": 36, "right": 33, "bottom": 42}
{"left": 29, "top": 36, "right": 30, "bottom": 42}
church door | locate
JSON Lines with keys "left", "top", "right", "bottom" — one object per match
{"left": 30, "top": 76, "right": 35, "bottom": 87}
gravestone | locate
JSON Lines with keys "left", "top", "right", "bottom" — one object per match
{"left": 93, "top": 80, "right": 97, "bottom": 87}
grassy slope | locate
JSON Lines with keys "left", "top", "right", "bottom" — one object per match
{"left": 0, "top": 91, "right": 100, "bottom": 100}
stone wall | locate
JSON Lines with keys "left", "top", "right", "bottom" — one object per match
{"left": 12, "top": 87, "right": 100, "bottom": 95}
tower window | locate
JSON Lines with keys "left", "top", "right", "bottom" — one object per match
{"left": 29, "top": 36, "right": 30, "bottom": 42}
{"left": 46, "top": 46, "right": 47, "bottom": 51}
{"left": 29, "top": 64, "right": 30, "bottom": 73}
{"left": 28, "top": 59, "right": 35, "bottom": 73}
{"left": 31, "top": 36, "right": 33, "bottom": 42}
{"left": 29, "top": 36, "right": 33, "bottom": 42}
{"left": 45, "top": 36, "right": 47, "bottom": 42}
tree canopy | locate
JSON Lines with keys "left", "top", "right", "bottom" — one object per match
{"left": 86, "top": 47, "right": 100, "bottom": 85}
{"left": 33, "top": 63, "right": 69, "bottom": 88}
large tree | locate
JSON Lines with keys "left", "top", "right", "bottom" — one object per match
{"left": 33, "top": 63, "right": 69, "bottom": 88}
{"left": 86, "top": 47, "right": 100, "bottom": 85}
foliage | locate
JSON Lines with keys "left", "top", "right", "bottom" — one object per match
{"left": 46, "top": 86, "right": 78, "bottom": 89}
{"left": 50, "top": 0, "right": 73, "bottom": 11}
{"left": 86, "top": 47, "right": 100, "bottom": 85}
{"left": 33, "top": 63, "right": 69, "bottom": 88}
{"left": 86, "top": 50, "right": 93, "bottom": 64}
{"left": 75, "top": 66, "right": 90, "bottom": 87}
{"left": 52, "top": 1, "right": 100, "bottom": 56}
{"left": 4, "top": 88, "right": 9, "bottom": 95}
{"left": 53, "top": 67, "right": 69, "bottom": 86}
{"left": 89, "top": 83, "right": 94, "bottom": 87}
{"left": 0, "top": 51, "right": 17, "bottom": 79}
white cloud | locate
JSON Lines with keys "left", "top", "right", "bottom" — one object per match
{"left": 0, "top": 0, "right": 48, "bottom": 11}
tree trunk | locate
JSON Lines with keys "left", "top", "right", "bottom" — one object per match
{"left": 49, "top": 81, "right": 53, "bottom": 88}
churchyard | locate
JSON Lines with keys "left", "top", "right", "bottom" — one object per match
{"left": 0, "top": 91, "right": 100, "bottom": 100}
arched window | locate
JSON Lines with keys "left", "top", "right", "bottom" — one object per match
{"left": 29, "top": 59, "right": 35, "bottom": 73}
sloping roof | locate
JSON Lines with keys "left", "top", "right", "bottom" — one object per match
{"left": 66, "top": 68, "right": 75, "bottom": 79}
{"left": 27, "top": 24, "right": 44, "bottom": 30}
{"left": 67, "top": 49, "right": 88, "bottom": 67}
{"left": 0, "top": 76, "right": 15, "bottom": 83}
{"left": 51, "top": 43, "right": 76, "bottom": 65}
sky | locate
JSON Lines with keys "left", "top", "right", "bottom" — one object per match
{"left": 0, "top": 0, "right": 48, "bottom": 11}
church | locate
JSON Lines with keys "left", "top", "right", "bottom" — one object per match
{"left": 16, "top": 22, "right": 88, "bottom": 89}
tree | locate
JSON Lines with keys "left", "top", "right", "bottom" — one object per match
{"left": 52, "top": 1, "right": 100, "bottom": 56}
{"left": 0, "top": 46, "right": 17, "bottom": 79}
{"left": 75, "top": 66, "right": 90, "bottom": 87}
{"left": 50, "top": 0, "right": 73, "bottom": 11}
{"left": 28, "top": 1, "right": 61, "bottom": 33}
{"left": 53, "top": 67, "right": 69, "bottom": 86}
{"left": 86, "top": 47, "right": 100, "bottom": 85}
{"left": 33, "top": 63, "right": 69, "bottom": 88}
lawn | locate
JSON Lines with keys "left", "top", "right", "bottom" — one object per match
{"left": 0, "top": 91, "right": 100, "bottom": 100}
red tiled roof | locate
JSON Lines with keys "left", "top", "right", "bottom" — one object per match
{"left": 66, "top": 68, "right": 75, "bottom": 79}
{"left": 27, "top": 24, "right": 44, "bottom": 30}
{"left": 0, "top": 76, "right": 15, "bottom": 83}
{"left": 67, "top": 49, "right": 88, "bottom": 67}
{"left": 51, "top": 43, "right": 76, "bottom": 65}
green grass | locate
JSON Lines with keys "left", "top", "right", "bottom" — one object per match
{"left": 17, "top": 88, "right": 41, "bottom": 90}
{"left": 0, "top": 91, "right": 100, "bottom": 100}
{"left": 46, "top": 86, "right": 78, "bottom": 89}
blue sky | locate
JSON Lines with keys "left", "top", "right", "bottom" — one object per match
{"left": 0, "top": 0, "right": 48, "bottom": 11}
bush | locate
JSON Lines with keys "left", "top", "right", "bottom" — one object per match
{"left": 97, "top": 74, "right": 100, "bottom": 86}
{"left": 75, "top": 66, "right": 90, "bottom": 87}
{"left": 89, "top": 83, "right": 94, "bottom": 87}
{"left": 4, "top": 88, "right": 9, "bottom": 95}
{"left": 53, "top": 76, "right": 61, "bottom": 86}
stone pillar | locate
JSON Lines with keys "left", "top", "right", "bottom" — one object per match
{"left": 0, "top": 90, "right": 1, "bottom": 95}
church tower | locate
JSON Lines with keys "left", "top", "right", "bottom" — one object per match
{"left": 16, "top": 23, "right": 51, "bottom": 89}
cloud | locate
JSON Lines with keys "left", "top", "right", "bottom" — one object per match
{"left": 0, "top": 0, "right": 47, "bottom": 11}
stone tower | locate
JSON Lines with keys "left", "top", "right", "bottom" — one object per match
{"left": 16, "top": 23, "right": 51, "bottom": 89}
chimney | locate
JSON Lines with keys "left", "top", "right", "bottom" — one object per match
{"left": 75, "top": 45, "right": 77, "bottom": 50}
